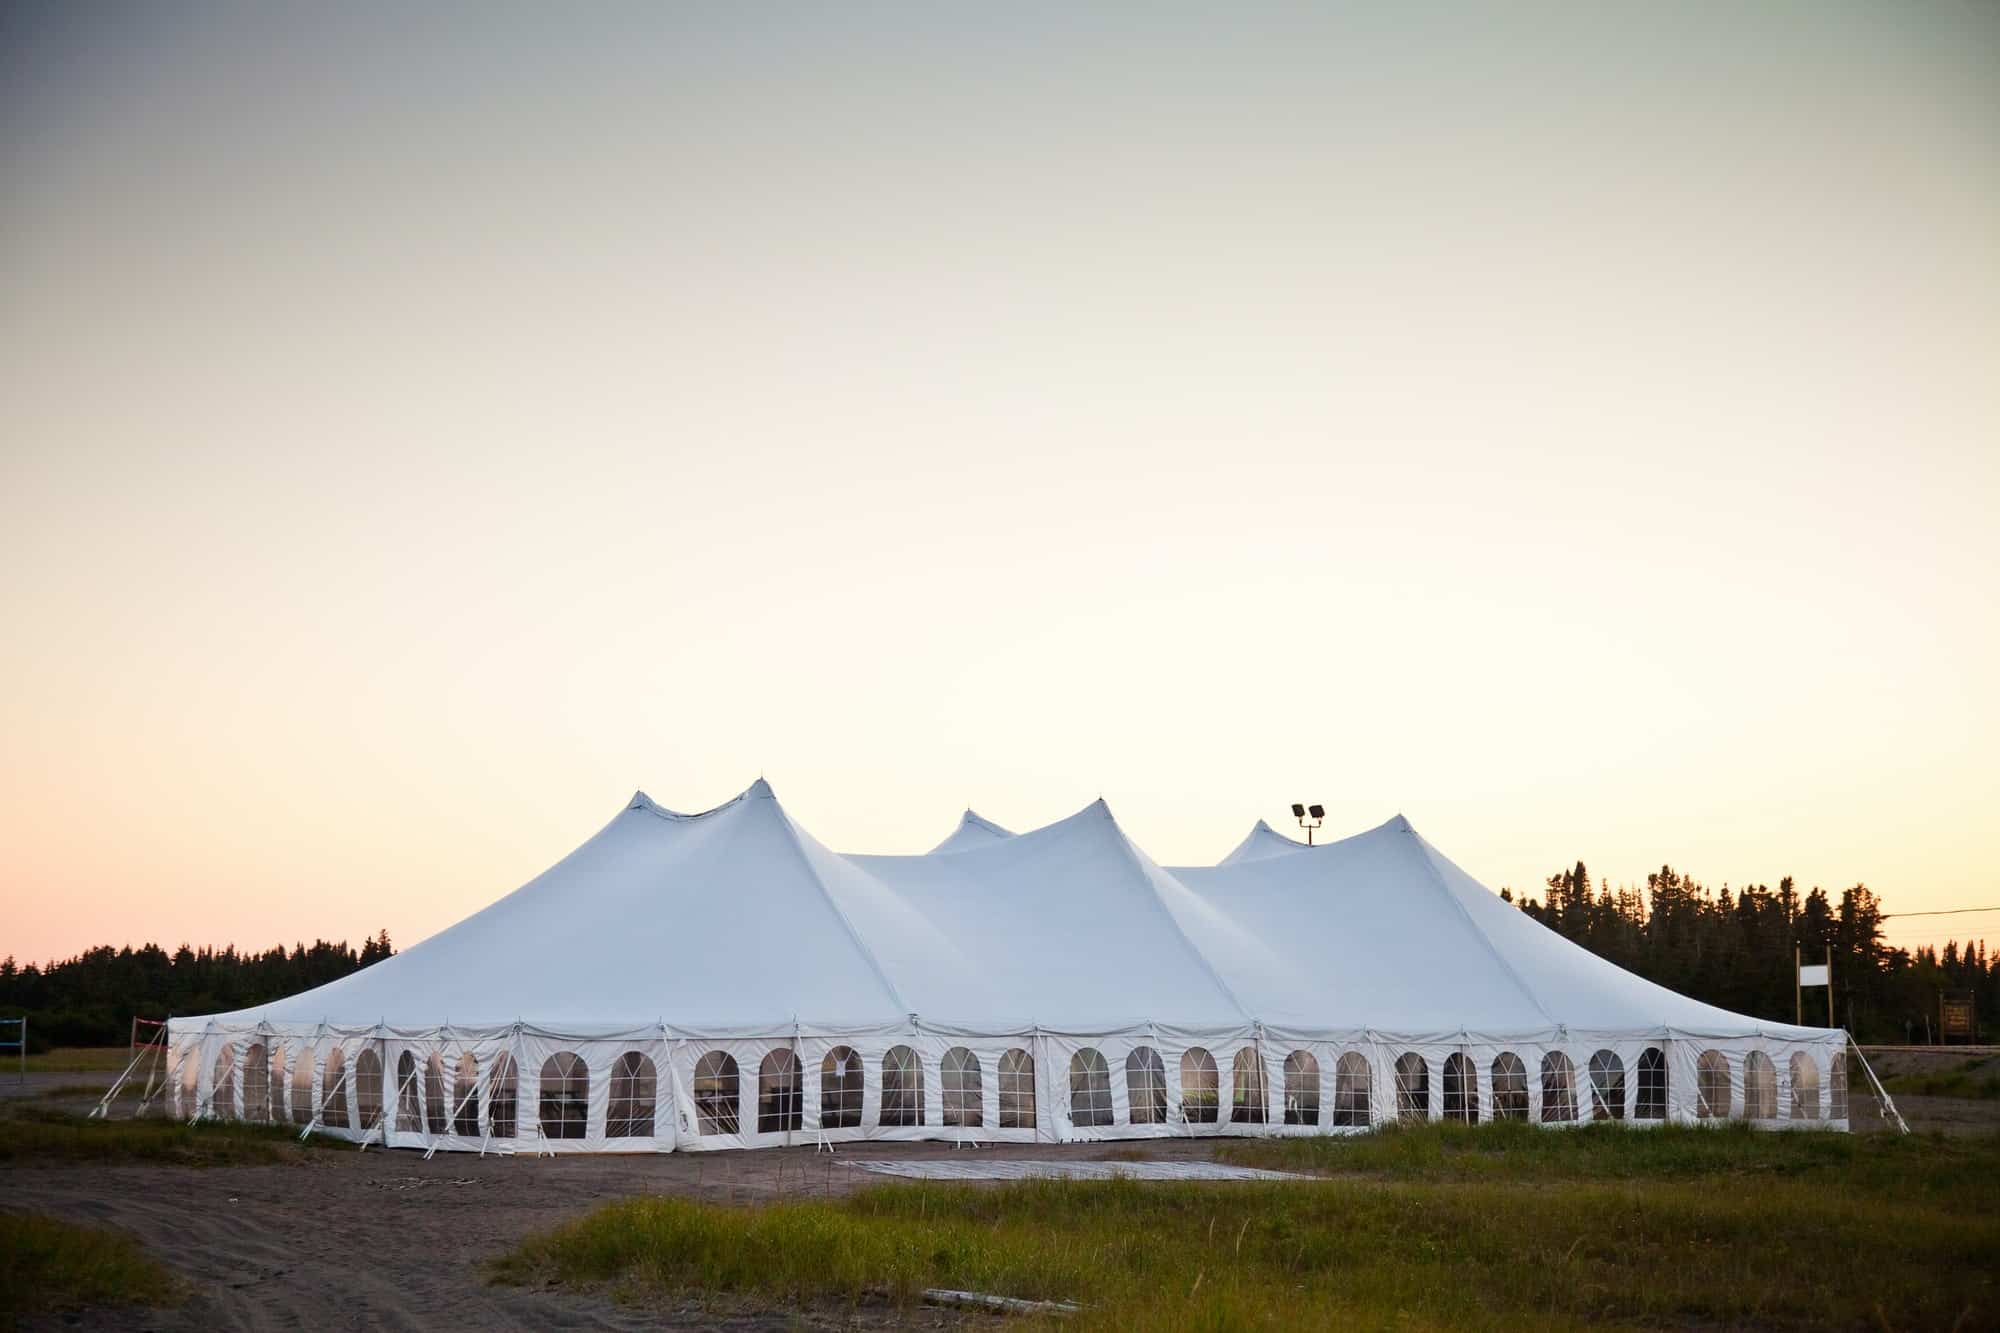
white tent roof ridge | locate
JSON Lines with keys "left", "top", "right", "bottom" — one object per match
{"left": 1079, "top": 798, "right": 1255, "bottom": 1023}
{"left": 838, "top": 795, "right": 1249, "bottom": 1028}
{"left": 928, "top": 808, "right": 1016, "bottom": 854}
{"left": 1215, "top": 812, "right": 1410, "bottom": 866}
{"left": 750, "top": 780, "right": 914, "bottom": 1017}
{"left": 628, "top": 779, "right": 785, "bottom": 823}
{"left": 1400, "top": 818, "right": 1557, "bottom": 1027}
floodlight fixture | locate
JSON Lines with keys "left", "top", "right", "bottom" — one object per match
{"left": 1290, "top": 803, "right": 1306, "bottom": 818}
{"left": 1293, "top": 801, "right": 1325, "bottom": 846}
{"left": 1308, "top": 804, "right": 1325, "bottom": 820}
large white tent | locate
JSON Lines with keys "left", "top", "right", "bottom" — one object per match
{"left": 163, "top": 782, "right": 1848, "bottom": 1151}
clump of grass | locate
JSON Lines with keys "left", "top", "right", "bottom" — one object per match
{"left": 496, "top": 1127, "right": 2000, "bottom": 1330}
{"left": 0, "top": 1213, "right": 179, "bottom": 1315}
{"left": 0, "top": 1105, "right": 350, "bottom": 1167}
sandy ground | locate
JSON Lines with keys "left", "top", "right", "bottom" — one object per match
{"left": 5, "top": 1061, "right": 1995, "bottom": 1331}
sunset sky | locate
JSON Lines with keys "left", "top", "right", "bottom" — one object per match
{"left": 4, "top": 2, "right": 1996, "bottom": 968}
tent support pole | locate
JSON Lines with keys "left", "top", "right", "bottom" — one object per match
{"left": 1846, "top": 1036, "right": 1908, "bottom": 1135}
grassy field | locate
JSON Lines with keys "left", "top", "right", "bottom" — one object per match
{"left": 0, "top": 1103, "right": 351, "bottom": 1167}
{"left": 496, "top": 1122, "right": 2000, "bottom": 1330}
{"left": 1881, "top": 1056, "right": 2000, "bottom": 1101}
{"left": 10, "top": 1045, "right": 144, "bottom": 1074}
{"left": 0, "top": 1212, "right": 179, "bottom": 1316}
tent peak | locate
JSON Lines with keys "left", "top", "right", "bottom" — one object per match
{"left": 627, "top": 782, "right": 773, "bottom": 823}
{"left": 929, "top": 808, "right": 1016, "bottom": 854}
{"left": 957, "top": 809, "right": 1011, "bottom": 835}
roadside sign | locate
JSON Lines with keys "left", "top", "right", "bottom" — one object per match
{"left": 1941, "top": 991, "right": 1977, "bottom": 1041}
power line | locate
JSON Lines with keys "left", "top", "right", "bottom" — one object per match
{"left": 1878, "top": 906, "right": 2000, "bottom": 919}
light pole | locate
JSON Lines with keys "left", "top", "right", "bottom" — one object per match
{"left": 1290, "top": 803, "right": 1325, "bottom": 847}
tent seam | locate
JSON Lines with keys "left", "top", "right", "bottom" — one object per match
{"left": 761, "top": 797, "right": 913, "bottom": 1018}
{"left": 1093, "top": 815, "right": 1255, "bottom": 1026}
{"left": 1405, "top": 828, "right": 1558, "bottom": 1028}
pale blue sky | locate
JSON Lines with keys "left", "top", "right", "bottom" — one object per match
{"left": 3, "top": 2, "right": 1996, "bottom": 962}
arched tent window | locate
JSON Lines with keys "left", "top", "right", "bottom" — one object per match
{"left": 1283, "top": 1051, "right": 1320, "bottom": 1126}
{"left": 758, "top": 1050, "right": 803, "bottom": 1133}
{"left": 1180, "top": 1048, "right": 1219, "bottom": 1124}
{"left": 1491, "top": 1053, "right": 1528, "bottom": 1120}
{"left": 177, "top": 1042, "right": 203, "bottom": 1118}
{"left": 424, "top": 1053, "right": 448, "bottom": 1134}
{"left": 1070, "top": 1048, "right": 1114, "bottom": 1127}
{"left": 1789, "top": 1051, "right": 1820, "bottom": 1120}
{"left": 453, "top": 1053, "right": 480, "bottom": 1136}
{"left": 1442, "top": 1053, "right": 1478, "bottom": 1124}
{"left": 354, "top": 1049, "right": 384, "bottom": 1130}
{"left": 693, "top": 1051, "right": 740, "bottom": 1135}
{"left": 881, "top": 1046, "right": 925, "bottom": 1127}
{"left": 1635, "top": 1048, "right": 1667, "bottom": 1120}
{"left": 1231, "top": 1049, "right": 1268, "bottom": 1124}
{"left": 539, "top": 1052, "right": 589, "bottom": 1139}
{"left": 269, "top": 1045, "right": 288, "bottom": 1124}
{"left": 1394, "top": 1053, "right": 1429, "bottom": 1121}
{"left": 1127, "top": 1047, "right": 1168, "bottom": 1125}
{"left": 1830, "top": 1048, "right": 1848, "bottom": 1120}
{"left": 243, "top": 1042, "right": 268, "bottom": 1123}
{"left": 998, "top": 1048, "right": 1036, "bottom": 1128}
{"left": 1539, "top": 1051, "right": 1577, "bottom": 1123}
{"left": 820, "top": 1047, "right": 863, "bottom": 1129}
{"left": 289, "top": 1050, "right": 313, "bottom": 1124}
{"left": 212, "top": 1045, "right": 237, "bottom": 1119}
{"left": 1743, "top": 1050, "right": 1777, "bottom": 1120}
{"left": 1332, "top": 1052, "right": 1371, "bottom": 1127}
{"left": 396, "top": 1051, "right": 422, "bottom": 1131}
{"left": 488, "top": 1052, "right": 518, "bottom": 1138}
{"left": 320, "top": 1048, "right": 350, "bottom": 1130}
{"left": 942, "top": 1047, "right": 983, "bottom": 1128}
{"left": 609, "top": 1051, "right": 657, "bottom": 1137}
{"left": 1695, "top": 1049, "right": 1729, "bottom": 1119}
{"left": 1588, "top": 1050, "right": 1625, "bottom": 1121}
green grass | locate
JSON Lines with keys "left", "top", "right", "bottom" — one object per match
{"left": 495, "top": 1124, "right": 2000, "bottom": 1330}
{"left": 37, "top": 1081, "right": 126, "bottom": 1099}
{"left": 1882, "top": 1057, "right": 2000, "bottom": 1100}
{"left": 12, "top": 1046, "right": 143, "bottom": 1073}
{"left": 0, "top": 1212, "right": 179, "bottom": 1315}
{"left": 0, "top": 1104, "right": 351, "bottom": 1167}
{"left": 1213, "top": 1115, "right": 1942, "bottom": 1182}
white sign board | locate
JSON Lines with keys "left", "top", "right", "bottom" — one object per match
{"left": 1798, "top": 963, "right": 1830, "bottom": 987}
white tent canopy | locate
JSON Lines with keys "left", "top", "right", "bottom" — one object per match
{"left": 166, "top": 782, "right": 1848, "bottom": 1150}
{"left": 929, "top": 809, "right": 1014, "bottom": 854}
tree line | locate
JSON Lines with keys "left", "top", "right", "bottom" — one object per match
{"left": 1509, "top": 864, "right": 1994, "bottom": 1043}
{"left": 0, "top": 932, "right": 395, "bottom": 1050}
{"left": 2, "top": 868, "right": 1994, "bottom": 1049}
